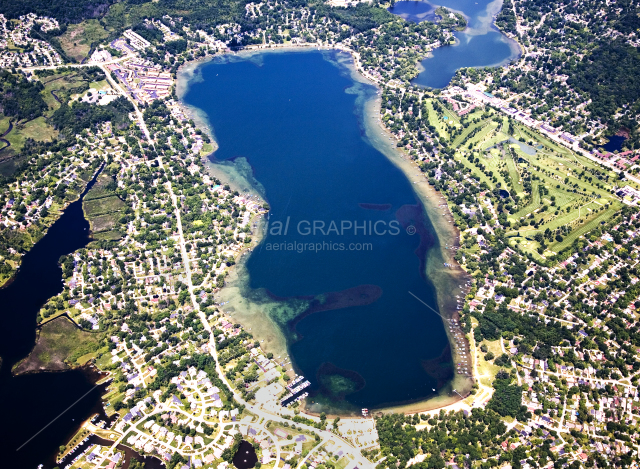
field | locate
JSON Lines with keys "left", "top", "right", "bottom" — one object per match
{"left": 0, "top": 69, "right": 112, "bottom": 169}
{"left": 430, "top": 97, "right": 623, "bottom": 263}
{"left": 0, "top": 115, "right": 58, "bottom": 164}
{"left": 83, "top": 172, "right": 126, "bottom": 239}
{"left": 13, "top": 316, "right": 101, "bottom": 374}
{"left": 58, "top": 20, "right": 110, "bottom": 62}
{"left": 41, "top": 69, "right": 101, "bottom": 108}
{"left": 2, "top": 116, "right": 58, "bottom": 153}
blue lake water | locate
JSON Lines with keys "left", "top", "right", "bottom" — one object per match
{"left": 602, "top": 135, "right": 627, "bottom": 153}
{"left": 182, "top": 51, "right": 460, "bottom": 410}
{"left": 0, "top": 169, "right": 108, "bottom": 468}
{"left": 389, "top": 0, "right": 520, "bottom": 88}
{"left": 388, "top": 1, "right": 438, "bottom": 22}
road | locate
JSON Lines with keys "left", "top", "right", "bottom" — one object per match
{"left": 113, "top": 85, "right": 375, "bottom": 467}
{"left": 25, "top": 45, "right": 443, "bottom": 468}
{"left": 20, "top": 54, "right": 130, "bottom": 72}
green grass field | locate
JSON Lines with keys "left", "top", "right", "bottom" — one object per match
{"left": 426, "top": 100, "right": 454, "bottom": 141}
{"left": 84, "top": 196, "right": 126, "bottom": 217}
{"left": 444, "top": 103, "right": 621, "bottom": 263}
{"left": 505, "top": 151, "right": 524, "bottom": 196}
{"left": 83, "top": 173, "right": 126, "bottom": 236}
{"left": 58, "top": 20, "right": 110, "bottom": 62}
{"left": 475, "top": 128, "right": 502, "bottom": 150}
{"left": 0, "top": 69, "right": 113, "bottom": 168}
{"left": 13, "top": 316, "right": 100, "bottom": 374}
{"left": 0, "top": 115, "right": 58, "bottom": 162}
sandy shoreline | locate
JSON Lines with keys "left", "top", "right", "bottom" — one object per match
{"left": 343, "top": 56, "right": 475, "bottom": 414}
{"left": 177, "top": 45, "right": 474, "bottom": 416}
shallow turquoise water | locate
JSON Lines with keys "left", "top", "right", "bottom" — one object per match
{"left": 183, "top": 51, "right": 452, "bottom": 409}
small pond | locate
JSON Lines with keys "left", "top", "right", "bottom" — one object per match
{"left": 233, "top": 440, "right": 258, "bottom": 469}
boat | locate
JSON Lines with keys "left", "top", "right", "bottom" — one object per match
{"left": 362, "top": 408, "right": 369, "bottom": 417}
{"left": 287, "top": 375, "right": 305, "bottom": 390}
{"left": 290, "top": 381, "right": 311, "bottom": 394}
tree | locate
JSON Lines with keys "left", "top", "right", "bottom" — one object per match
{"left": 487, "top": 372, "right": 526, "bottom": 419}
{"left": 129, "top": 460, "right": 147, "bottom": 469}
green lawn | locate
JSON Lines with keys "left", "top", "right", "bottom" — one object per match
{"left": 549, "top": 203, "right": 621, "bottom": 252}
{"left": 505, "top": 151, "right": 525, "bottom": 196}
{"left": 472, "top": 123, "right": 500, "bottom": 150}
{"left": 451, "top": 107, "right": 621, "bottom": 264}
{"left": 451, "top": 118, "right": 489, "bottom": 148}
{"left": 426, "top": 99, "right": 452, "bottom": 141}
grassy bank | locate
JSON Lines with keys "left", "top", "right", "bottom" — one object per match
{"left": 83, "top": 172, "right": 126, "bottom": 240}
{"left": 13, "top": 316, "right": 102, "bottom": 374}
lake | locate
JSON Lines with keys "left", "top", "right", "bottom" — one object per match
{"left": 389, "top": 0, "right": 521, "bottom": 88}
{"left": 0, "top": 169, "right": 107, "bottom": 468}
{"left": 181, "top": 50, "right": 469, "bottom": 412}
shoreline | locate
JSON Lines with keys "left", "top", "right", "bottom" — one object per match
{"left": 348, "top": 58, "right": 475, "bottom": 414}
{"left": 0, "top": 165, "right": 101, "bottom": 290}
{"left": 177, "top": 44, "right": 474, "bottom": 416}
{"left": 407, "top": 0, "right": 522, "bottom": 88}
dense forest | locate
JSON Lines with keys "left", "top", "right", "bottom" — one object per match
{"left": 0, "top": 70, "right": 48, "bottom": 122}
{"left": 566, "top": 41, "right": 640, "bottom": 126}
{"left": 0, "top": 0, "right": 114, "bottom": 22}
{"left": 495, "top": 0, "right": 517, "bottom": 34}
{"left": 321, "top": 2, "right": 394, "bottom": 33}
{"left": 51, "top": 96, "right": 133, "bottom": 136}
{"left": 376, "top": 409, "right": 509, "bottom": 469}
{"left": 487, "top": 370, "right": 527, "bottom": 420}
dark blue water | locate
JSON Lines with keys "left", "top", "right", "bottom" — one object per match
{"left": 0, "top": 169, "right": 107, "bottom": 468}
{"left": 183, "top": 51, "right": 453, "bottom": 410}
{"left": 233, "top": 440, "right": 258, "bottom": 469}
{"left": 389, "top": 0, "right": 520, "bottom": 88}
{"left": 602, "top": 135, "right": 627, "bottom": 153}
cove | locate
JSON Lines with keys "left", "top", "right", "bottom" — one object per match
{"left": 181, "top": 50, "right": 467, "bottom": 412}
{"left": 389, "top": 0, "right": 521, "bottom": 88}
{"left": 0, "top": 168, "right": 107, "bottom": 468}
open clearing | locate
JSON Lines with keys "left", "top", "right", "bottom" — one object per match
{"left": 13, "top": 316, "right": 100, "bottom": 374}
{"left": 58, "top": 20, "right": 110, "bottom": 62}
{"left": 427, "top": 96, "right": 621, "bottom": 263}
